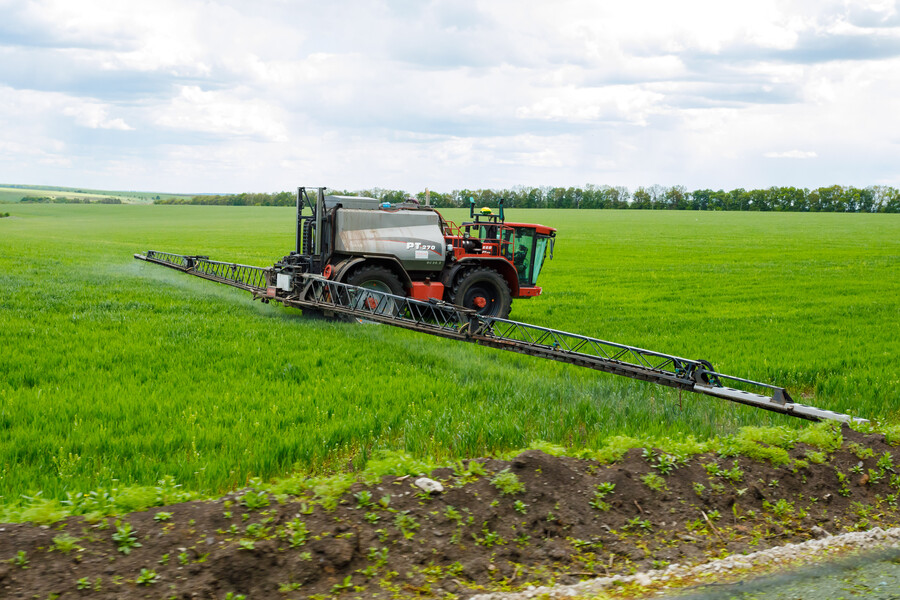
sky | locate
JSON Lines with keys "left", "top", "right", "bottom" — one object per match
{"left": 0, "top": 0, "right": 898, "bottom": 194}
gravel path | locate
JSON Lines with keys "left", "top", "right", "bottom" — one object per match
{"left": 471, "top": 527, "right": 900, "bottom": 599}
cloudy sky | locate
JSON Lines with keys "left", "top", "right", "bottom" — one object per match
{"left": 1, "top": 0, "right": 898, "bottom": 194}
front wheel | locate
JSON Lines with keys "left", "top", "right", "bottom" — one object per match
{"left": 451, "top": 268, "right": 512, "bottom": 318}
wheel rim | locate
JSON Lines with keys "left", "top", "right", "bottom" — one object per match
{"left": 462, "top": 284, "right": 501, "bottom": 316}
{"left": 354, "top": 279, "right": 397, "bottom": 315}
{"left": 359, "top": 280, "right": 392, "bottom": 294}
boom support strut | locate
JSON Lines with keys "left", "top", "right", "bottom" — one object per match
{"left": 134, "top": 250, "right": 863, "bottom": 424}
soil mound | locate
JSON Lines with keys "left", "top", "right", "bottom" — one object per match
{"left": 3, "top": 428, "right": 900, "bottom": 599}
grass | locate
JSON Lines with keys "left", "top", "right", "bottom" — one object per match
{"left": 0, "top": 204, "right": 898, "bottom": 515}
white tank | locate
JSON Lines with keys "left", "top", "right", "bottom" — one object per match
{"left": 332, "top": 208, "right": 446, "bottom": 272}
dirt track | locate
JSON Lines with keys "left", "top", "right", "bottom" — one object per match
{"left": 3, "top": 428, "right": 900, "bottom": 599}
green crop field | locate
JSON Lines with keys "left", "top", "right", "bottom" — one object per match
{"left": 1, "top": 205, "right": 898, "bottom": 513}
{"left": 0, "top": 184, "right": 195, "bottom": 204}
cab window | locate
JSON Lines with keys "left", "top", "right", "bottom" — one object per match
{"left": 512, "top": 229, "right": 535, "bottom": 283}
{"left": 531, "top": 236, "right": 550, "bottom": 286}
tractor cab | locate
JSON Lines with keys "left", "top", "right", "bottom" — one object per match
{"left": 456, "top": 198, "right": 556, "bottom": 291}
{"left": 501, "top": 223, "right": 556, "bottom": 287}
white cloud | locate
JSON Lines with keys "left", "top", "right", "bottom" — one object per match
{"left": 515, "top": 86, "right": 666, "bottom": 126}
{"left": 154, "top": 86, "right": 287, "bottom": 142}
{"left": 63, "top": 104, "right": 132, "bottom": 130}
{"left": 0, "top": 0, "right": 899, "bottom": 191}
{"left": 0, "top": 85, "right": 134, "bottom": 148}
{"left": 764, "top": 150, "right": 818, "bottom": 159}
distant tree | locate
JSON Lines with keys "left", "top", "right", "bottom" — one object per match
{"left": 632, "top": 187, "right": 651, "bottom": 209}
{"left": 807, "top": 188, "right": 822, "bottom": 212}
{"left": 527, "top": 187, "right": 544, "bottom": 208}
{"left": 665, "top": 186, "right": 688, "bottom": 210}
{"left": 748, "top": 188, "right": 769, "bottom": 211}
{"left": 727, "top": 188, "right": 748, "bottom": 211}
{"left": 816, "top": 185, "right": 843, "bottom": 212}
{"left": 855, "top": 187, "right": 875, "bottom": 213}
{"left": 581, "top": 185, "right": 601, "bottom": 209}
{"left": 690, "top": 189, "right": 712, "bottom": 210}
{"left": 878, "top": 186, "right": 900, "bottom": 213}
{"left": 610, "top": 186, "right": 630, "bottom": 208}
{"left": 645, "top": 185, "right": 664, "bottom": 209}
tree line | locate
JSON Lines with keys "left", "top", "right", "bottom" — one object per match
{"left": 156, "top": 191, "right": 294, "bottom": 206}
{"left": 155, "top": 184, "right": 900, "bottom": 213}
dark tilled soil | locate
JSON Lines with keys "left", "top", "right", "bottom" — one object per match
{"left": 3, "top": 428, "right": 900, "bottom": 599}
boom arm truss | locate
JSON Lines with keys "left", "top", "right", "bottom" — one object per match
{"left": 134, "top": 250, "right": 863, "bottom": 424}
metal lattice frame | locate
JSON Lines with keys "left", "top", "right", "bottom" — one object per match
{"left": 143, "top": 251, "right": 190, "bottom": 268}
{"left": 134, "top": 250, "right": 864, "bottom": 423}
{"left": 144, "top": 251, "right": 269, "bottom": 292}
{"left": 288, "top": 276, "right": 473, "bottom": 334}
{"left": 480, "top": 318, "right": 704, "bottom": 377}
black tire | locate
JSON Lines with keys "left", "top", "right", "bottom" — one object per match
{"left": 451, "top": 267, "right": 512, "bottom": 318}
{"left": 346, "top": 265, "right": 405, "bottom": 317}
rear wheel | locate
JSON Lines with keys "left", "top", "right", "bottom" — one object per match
{"left": 451, "top": 267, "right": 512, "bottom": 318}
{"left": 346, "top": 265, "right": 405, "bottom": 316}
